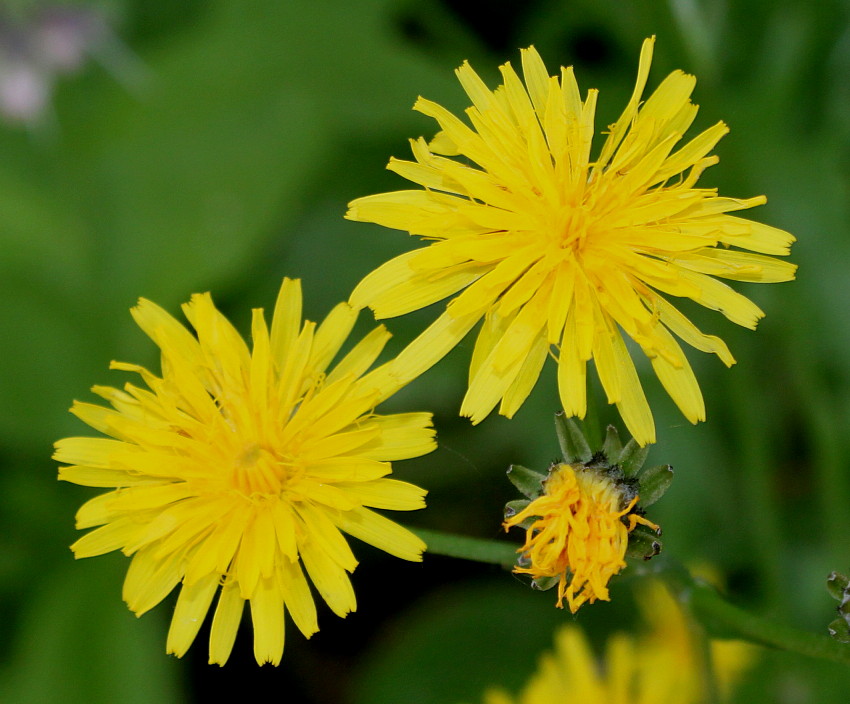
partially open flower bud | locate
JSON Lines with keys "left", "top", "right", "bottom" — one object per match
{"left": 503, "top": 416, "right": 666, "bottom": 611}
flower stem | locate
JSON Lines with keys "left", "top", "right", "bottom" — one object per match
{"left": 410, "top": 526, "right": 518, "bottom": 568}
{"left": 414, "top": 526, "right": 850, "bottom": 667}
{"left": 658, "top": 560, "right": 850, "bottom": 667}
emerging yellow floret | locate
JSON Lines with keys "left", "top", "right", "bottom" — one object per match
{"left": 347, "top": 36, "right": 796, "bottom": 445}
{"left": 54, "top": 278, "right": 434, "bottom": 666}
{"left": 504, "top": 462, "right": 657, "bottom": 612}
{"left": 475, "top": 580, "right": 755, "bottom": 704}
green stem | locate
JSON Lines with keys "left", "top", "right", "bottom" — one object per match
{"left": 410, "top": 526, "right": 519, "bottom": 568}
{"left": 415, "top": 527, "right": 850, "bottom": 667}
{"left": 659, "top": 560, "right": 850, "bottom": 667}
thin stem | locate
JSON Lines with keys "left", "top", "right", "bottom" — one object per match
{"left": 659, "top": 559, "right": 850, "bottom": 667}
{"left": 411, "top": 526, "right": 518, "bottom": 568}
{"left": 415, "top": 526, "right": 850, "bottom": 667}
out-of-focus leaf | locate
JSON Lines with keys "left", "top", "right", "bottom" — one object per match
{"left": 0, "top": 277, "right": 104, "bottom": 449}
{"left": 53, "top": 1, "right": 335, "bottom": 307}
{"left": 351, "top": 579, "right": 572, "bottom": 704}
{"left": 0, "top": 557, "right": 184, "bottom": 704}
{"left": 0, "top": 165, "right": 92, "bottom": 296}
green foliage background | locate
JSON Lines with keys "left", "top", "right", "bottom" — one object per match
{"left": 1, "top": 0, "right": 850, "bottom": 701}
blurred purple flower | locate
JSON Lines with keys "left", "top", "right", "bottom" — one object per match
{"left": 0, "top": 4, "right": 109, "bottom": 124}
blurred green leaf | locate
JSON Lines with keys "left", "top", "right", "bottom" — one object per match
{"left": 0, "top": 277, "right": 103, "bottom": 450}
{"left": 351, "top": 579, "right": 575, "bottom": 704}
{"left": 0, "top": 557, "right": 184, "bottom": 704}
{"left": 54, "top": 1, "right": 336, "bottom": 305}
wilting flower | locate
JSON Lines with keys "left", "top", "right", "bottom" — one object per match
{"left": 474, "top": 580, "right": 754, "bottom": 704}
{"left": 504, "top": 462, "right": 658, "bottom": 612}
{"left": 347, "top": 36, "right": 796, "bottom": 444}
{"left": 54, "top": 278, "right": 433, "bottom": 666}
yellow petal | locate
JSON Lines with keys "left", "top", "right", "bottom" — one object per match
{"left": 332, "top": 478, "right": 427, "bottom": 511}
{"left": 59, "top": 466, "right": 162, "bottom": 487}
{"left": 208, "top": 580, "right": 244, "bottom": 666}
{"left": 270, "top": 277, "right": 303, "bottom": 367}
{"left": 500, "top": 332, "right": 549, "bottom": 418}
{"left": 719, "top": 216, "right": 795, "bottom": 255}
{"left": 649, "top": 292, "right": 734, "bottom": 367}
{"left": 250, "top": 575, "right": 285, "bottom": 666}
{"left": 71, "top": 517, "right": 141, "bottom": 558}
{"left": 166, "top": 573, "right": 219, "bottom": 658}
{"left": 306, "top": 457, "right": 392, "bottom": 483}
{"left": 594, "top": 36, "right": 655, "bottom": 172}
{"left": 300, "top": 538, "right": 356, "bottom": 618}
{"left": 519, "top": 46, "right": 551, "bottom": 117}
{"left": 311, "top": 302, "right": 359, "bottom": 374}
{"left": 647, "top": 326, "right": 705, "bottom": 424}
{"left": 295, "top": 502, "right": 358, "bottom": 572}
{"left": 671, "top": 249, "right": 797, "bottom": 283}
{"left": 470, "top": 308, "right": 516, "bottom": 382}
{"left": 279, "top": 558, "right": 318, "bottom": 638}
{"left": 325, "top": 325, "right": 391, "bottom": 386}
{"left": 558, "top": 314, "right": 587, "bottom": 419}
{"left": 609, "top": 328, "right": 655, "bottom": 446}
{"left": 369, "top": 308, "right": 482, "bottom": 396}
{"left": 352, "top": 413, "right": 436, "bottom": 462}
{"left": 333, "top": 506, "right": 426, "bottom": 562}
{"left": 122, "top": 546, "right": 183, "bottom": 616}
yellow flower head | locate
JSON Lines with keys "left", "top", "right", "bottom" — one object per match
{"left": 504, "top": 462, "right": 657, "bottom": 613}
{"left": 477, "top": 580, "right": 754, "bottom": 704}
{"left": 54, "top": 278, "right": 434, "bottom": 666}
{"left": 347, "top": 37, "right": 796, "bottom": 445}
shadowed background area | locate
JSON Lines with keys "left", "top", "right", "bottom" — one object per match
{"left": 1, "top": 0, "right": 850, "bottom": 701}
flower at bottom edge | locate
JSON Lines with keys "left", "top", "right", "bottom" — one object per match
{"left": 504, "top": 462, "right": 657, "bottom": 613}
{"left": 474, "top": 579, "right": 755, "bottom": 704}
{"left": 53, "top": 277, "right": 434, "bottom": 666}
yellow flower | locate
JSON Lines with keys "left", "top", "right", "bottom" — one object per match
{"left": 347, "top": 37, "right": 796, "bottom": 445}
{"left": 476, "top": 580, "right": 755, "bottom": 704}
{"left": 54, "top": 278, "right": 433, "bottom": 666}
{"left": 504, "top": 462, "right": 657, "bottom": 612}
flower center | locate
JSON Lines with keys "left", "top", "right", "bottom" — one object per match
{"left": 231, "top": 443, "right": 289, "bottom": 497}
{"left": 560, "top": 205, "right": 592, "bottom": 251}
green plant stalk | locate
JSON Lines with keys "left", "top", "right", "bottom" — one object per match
{"left": 667, "top": 569, "right": 850, "bottom": 666}
{"left": 413, "top": 526, "right": 518, "bottom": 568}
{"left": 415, "top": 526, "right": 850, "bottom": 666}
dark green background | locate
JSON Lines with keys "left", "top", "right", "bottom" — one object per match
{"left": 2, "top": 0, "right": 850, "bottom": 701}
